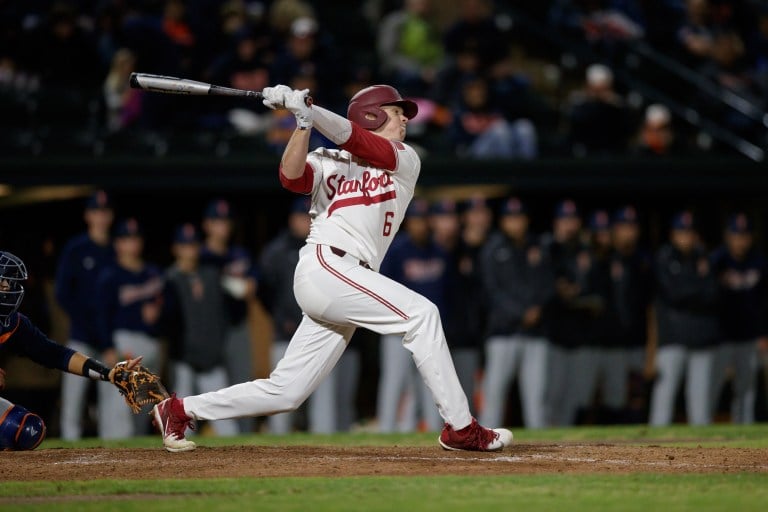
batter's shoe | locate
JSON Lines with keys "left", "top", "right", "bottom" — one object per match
{"left": 439, "top": 418, "right": 513, "bottom": 452}
{"left": 152, "top": 393, "right": 197, "bottom": 453}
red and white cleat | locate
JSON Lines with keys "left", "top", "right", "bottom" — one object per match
{"left": 438, "top": 418, "right": 513, "bottom": 452}
{"left": 152, "top": 393, "right": 197, "bottom": 453}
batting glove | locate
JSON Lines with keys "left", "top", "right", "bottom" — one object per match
{"left": 285, "top": 88, "right": 313, "bottom": 130}
{"left": 261, "top": 84, "right": 292, "bottom": 110}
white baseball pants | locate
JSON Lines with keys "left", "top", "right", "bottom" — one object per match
{"left": 183, "top": 244, "right": 473, "bottom": 430}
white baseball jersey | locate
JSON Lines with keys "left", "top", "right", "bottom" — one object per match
{"left": 303, "top": 142, "right": 420, "bottom": 271}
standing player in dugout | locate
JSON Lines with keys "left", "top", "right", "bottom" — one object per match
{"left": 152, "top": 83, "right": 513, "bottom": 453}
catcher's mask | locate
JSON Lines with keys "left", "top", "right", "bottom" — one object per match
{"left": 0, "top": 251, "right": 27, "bottom": 327}
{"left": 347, "top": 85, "right": 418, "bottom": 130}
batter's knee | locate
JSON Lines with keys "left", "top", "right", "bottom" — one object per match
{"left": 411, "top": 296, "right": 440, "bottom": 322}
{"left": 0, "top": 404, "right": 47, "bottom": 451}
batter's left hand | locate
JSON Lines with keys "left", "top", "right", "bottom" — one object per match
{"left": 262, "top": 85, "right": 292, "bottom": 110}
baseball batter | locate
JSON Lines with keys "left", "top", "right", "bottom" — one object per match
{"left": 153, "top": 83, "right": 513, "bottom": 452}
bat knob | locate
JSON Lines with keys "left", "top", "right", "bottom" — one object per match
{"left": 129, "top": 72, "right": 140, "bottom": 89}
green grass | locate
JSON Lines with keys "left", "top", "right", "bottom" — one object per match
{"left": 2, "top": 424, "right": 766, "bottom": 511}
{"left": 2, "top": 475, "right": 767, "bottom": 512}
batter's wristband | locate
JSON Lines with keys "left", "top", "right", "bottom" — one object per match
{"left": 83, "top": 358, "right": 112, "bottom": 381}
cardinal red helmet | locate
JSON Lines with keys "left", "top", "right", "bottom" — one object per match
{"left": 347, "top": 85, "right": 418, "bottom": 130}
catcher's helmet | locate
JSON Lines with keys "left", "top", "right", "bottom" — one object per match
{"left": 347, "top": 85, "right": 418, "bottom": 130}
{"left": 0, "top": 251, "right": 27, "bottom": 327}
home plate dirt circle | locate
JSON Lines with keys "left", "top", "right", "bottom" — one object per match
{"left": 2, "top": 443, "right": 767, "bottom": 481}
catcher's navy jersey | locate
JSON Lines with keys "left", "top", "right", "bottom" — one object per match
{"left": 0, "top": 313, "right": 75, "bottom": 372}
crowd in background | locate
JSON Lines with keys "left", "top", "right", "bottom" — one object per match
{"left": 2, "top": 187, "right": 766, "bottom": 439}
{"left": 1, "top": 0, "right": 766, "bottom": 158}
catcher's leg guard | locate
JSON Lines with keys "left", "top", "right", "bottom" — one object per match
{"left": 0, "top": 400, "right": 47, "bottom": 451}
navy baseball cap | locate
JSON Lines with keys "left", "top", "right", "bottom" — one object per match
{"left": 406, "top": 198, "right": 429, "bottom": 218}
{"left": 204, "top": 199, "right": 233, "bottom": 220}
{"left": 499, "top": 196, "right": 527, "bottom": 216}
{"left": 85, "top": 189, "right": 112, "bottom": 210}
{"left": 461, "top": 195, "right": 489, "bottom": 213}
{"left": 726, "top": 212, "right": 752, "bottom": 233}
{"left": 671, "top": 210, "right": 695, "bottom": 230}
{"left": 113, "top": 217, "right": 142, "bottom": 238}
{"left": 554, "top": 199, "right": 579, "bottom": 219}
{"left": 589, "top": 209, "right": 611, "bottom": 231}
{"left": 429, "top": 198, "right": 458, "bottom": 215}
{"left": 174, "top": 223, "right": 201, "bottom": 244}
{"left": 612, "top": 205, "right": 639, "bottom": 225}
{"left": 290, "top": 196, "right": 311, "bottom": 214}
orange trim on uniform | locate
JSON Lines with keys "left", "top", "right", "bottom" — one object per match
{"left": 0, "top": 316, "right": 20, "bottom": 345}
{"left": 0, "top": 405, "right": 13, "bottom": 426}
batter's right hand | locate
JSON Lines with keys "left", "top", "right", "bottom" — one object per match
{"left": 262, "top": 85, "right": 292, "bottom": 110}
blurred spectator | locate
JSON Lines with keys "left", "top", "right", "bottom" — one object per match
{"left": 200, "top": 199, "right": 258, "bottom": 434}
{"left": 674, "top": 0, "right": 762, "bottom": 138}
{"left": 548, "top": 0, "right": 646, "bottom": 44}
{"left": 448, "top": 195, "right": 494, "bottom": 416}
{"left": 478, "top": 197, "right": 554, "bottom": 429}
{"left": 710, "top": 212, "right": 767, "bottom": 424}
{"left": 95, "top": 218, "right": 164, "bottom": 438}
{"left": 103, "top": 48, "right": 142, "bottom": 133}
{"left": 746, "top": 3, "right": 768, "bottom": 96}
{"left": 270, "top": 16, "right": 344, "bottom": 108}
{"left": 376, "top": 198, "right": 446, "bottom": 433}
{"left": 442, "top": 0, "right": 508, "bottom": 76}
{"left": 431, "top": 43, "right": 483, "bottom": 107}
{"left": 207, "top": 26, "right": 272, "bottom": 99}
{"left": 164, "top": 222, "right": 239, "bottom": 438}
{"left": 448, "top": 76, "right": 538, "bottom": 159}
{"left": 377, "top": 0, "right": 445, "bottom": 97}
{"left": 632, "top": 103, "right": 687, "bottom": 157}
{"left": 17, "top": 2, "right": 103, "bottom": 88}
{"left": 268, "top": 0, "right": 315, "bottom": 39}
{"left": 676, "top": 0, "right": 744, "bottom": 74}
{"left": 207, "top": 23, "right": 274, "bottom": 135}
{"left": 56, "top": 190, "right": 115, "bottom": 440}
{"left": 565, "top": 63, "right": 630, "bottom": 156}
{"left": 649, "top": 210, "right": 720, "bottom": 426}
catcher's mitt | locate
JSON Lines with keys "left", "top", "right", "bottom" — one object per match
{"left": 111, "top": 361, "right": 170, "bottom": 414}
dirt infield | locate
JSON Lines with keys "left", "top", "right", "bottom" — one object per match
{"left": 2, "top": 442, "right": 767, "bottom": 480}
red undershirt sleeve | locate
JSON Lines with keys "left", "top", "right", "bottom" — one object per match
{"left": 279, "top": 162, "right": 315, "bottom": 194}
{"left": 339, "top": 123, "right": 397, "bottom": 171}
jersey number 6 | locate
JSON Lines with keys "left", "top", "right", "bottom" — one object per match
{"left": 383, "top": 211, "right": 395, "bottom": 237}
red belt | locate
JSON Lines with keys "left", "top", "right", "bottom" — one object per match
{"left": 329, "top": 246, "right": 371, "bottom": 270}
